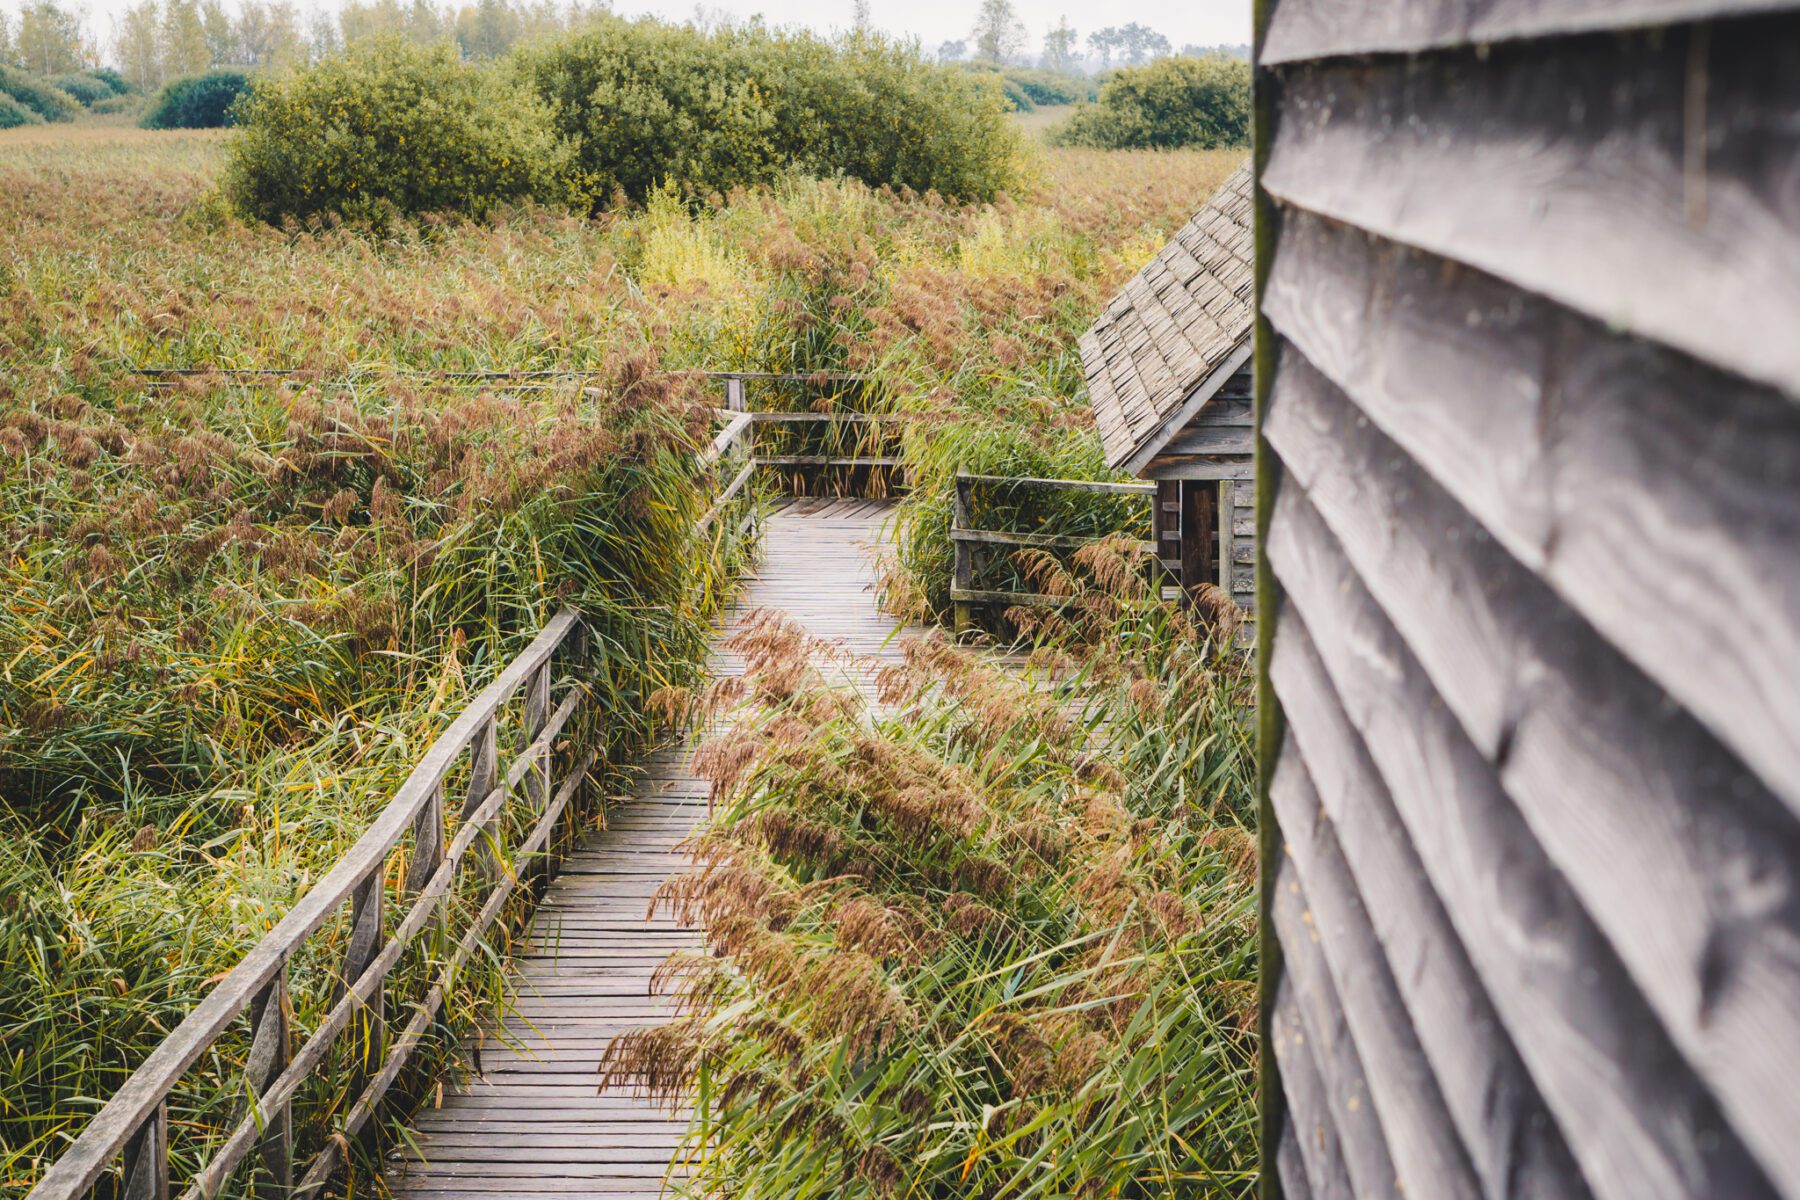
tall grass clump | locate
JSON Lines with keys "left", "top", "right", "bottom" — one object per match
{"left": 602, "top": 540, "right": 1258, "bottom": 1197}
{"left": 0, "top": 64, "right": 79, "bottom": 122}
{"left": 225, "top": 39, "right": 574, "bottom": 226}
{"left": 0, "top": 90, "right": 40, "bottom": 127}
{"left": 1053, "top": 56, "right": 1251, "bottom": 150}
{"left": 513, "top": 21, "right": 1025, "bottom": 207}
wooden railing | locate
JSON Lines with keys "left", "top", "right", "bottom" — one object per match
{"left": 22, "top": 379, "right": 777, "bottom": 1200}
{"left": 950, "top": 471, "right": 1159, "bottom": 632}
{"left": 28, "top": 610, "right": 596, "bottom": 1200}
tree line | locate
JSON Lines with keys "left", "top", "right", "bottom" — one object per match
{"left": 945, "top": 0, "right": 1243, "bottom": 74}
{"left": 0, "top": 0, "right": 608, "bottom": 92}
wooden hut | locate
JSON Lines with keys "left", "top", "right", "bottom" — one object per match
{"left": 1256, "top": 5, "right": 1800, "bottom": 1200}
{"left": 1080, "top": 160, "right": 1255, "bottom": 621}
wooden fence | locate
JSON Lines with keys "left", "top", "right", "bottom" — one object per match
{"left": 1255, "top": 4, "right": 1800, "bottom": 1199}
{"left": 21, "top": 380, "right": 771, "bottom": 1200}
{"left": 950, "top": 471, "right": 1161, "bottom": 631}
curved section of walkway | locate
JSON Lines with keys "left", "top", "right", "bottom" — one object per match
{"left": 388, "top": 498, "right": 904, "bottom": 1199}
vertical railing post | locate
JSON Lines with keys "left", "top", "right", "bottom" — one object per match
{"left": 519, "top": 660, "right": 551, "bottom": 885}
{"left": 725, "top": 376, "right": 746, "bottom": 413}
{"left": 953, "top": 473, "right": 973, "bottom": 634}
{"left": 460, "top": 718, "right": 499, "bottom": 886}
{"left": 121, "top": 1101, "right": 168, "bottom": 1200}
{"left": 246, "top": 967, "right": 292, "bottom": 1199}
{"left": 1154, "top": 480, "right": 1182, "bottom": 600}
{"left": 406, "top": 780, "right": 446, "bottom": 962}
{"left": 342, "top": 871, "right": 386, "bottom": 1078}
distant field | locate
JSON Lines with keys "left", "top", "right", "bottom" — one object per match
{"left": 1012, "top": 102, "right": 1076, "bottom": 139}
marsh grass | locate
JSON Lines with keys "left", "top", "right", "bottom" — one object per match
{"left": 1, "top": 125, "right": 1241, "bottom": 1197}
{"left": 602, "top": 540, "right": 1258, "bottom": 1197}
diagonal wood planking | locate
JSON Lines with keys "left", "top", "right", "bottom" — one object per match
{"left": 388, "top": 498, "right": 910, "bottom": 1200}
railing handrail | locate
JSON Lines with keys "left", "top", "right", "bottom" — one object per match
{"left": 26, "top": 609, "right": 583, "bottom": 1200}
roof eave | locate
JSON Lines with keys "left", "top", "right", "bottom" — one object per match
{"left": 1112, "top": 334, "right": 1254, "bottom": 476}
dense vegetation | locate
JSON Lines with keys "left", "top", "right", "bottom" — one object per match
{"left": 140, "top": 67, "right": 250, "bottom": 127}
{"left": 226, "top": 40, "right": 573, "bottom": 225}
{"left": 605, "top": 547, "right": 1258, "bottom": 1196}
{"left": 1054, "top": 55, "right": 1251, "bottom": 150}
{"left": 0, "top": 63, "right": 79, "bottom": 121}
{"left": 223, "top": 22, "right": 1023, "bottom": 225}
{"left": 0, "top": 116, "right": 1243, "bottom": 1196}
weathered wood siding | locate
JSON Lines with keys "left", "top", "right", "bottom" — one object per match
{"left": 1255, "top": 6, "right": 1800, "bottom": 1199}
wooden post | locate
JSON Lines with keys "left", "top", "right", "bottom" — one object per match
{"left": 121, "top": 1103, "right": 168, "bottom": 1200}
{"left": 519, "top": 661, "right": 551, "bottom": 885}
{"left": 725, "top": 376, "right": 746, "bottom": 413}
{"left": 245, "top": 968, "right": 292, "bottom": 1199}
{"left": 953, "top": 474, "right": 973, "bottom": 634}
{"left": 343, "top": 871, "right": 386, "bottom": 1070}
{"left": 1154, "top": 480, "right": 1182, "bottom": 600}
{"left": 460, "top": 718, "right": 499, "bottom": 885}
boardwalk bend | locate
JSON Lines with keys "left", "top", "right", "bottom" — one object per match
{"left": 19, "top": 377, "right": 943, "bottom": 1200}
{"left": 389, "top": 497, "right": 906, "bottom": 1199}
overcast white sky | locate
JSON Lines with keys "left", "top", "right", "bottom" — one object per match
{"left": 32, "top": 0, "right": 1251, "bottom": 59}
{"left": 618, "top": 0, "right": 1255, "bottom": 52}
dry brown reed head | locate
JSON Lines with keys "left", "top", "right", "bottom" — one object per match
{"left": 597, "top": 1021, "right": 705, "bottom": 1108}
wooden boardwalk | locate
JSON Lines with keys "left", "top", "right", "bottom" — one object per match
{"left": 390, "top": 498, "right": 906, "bottom": 1200}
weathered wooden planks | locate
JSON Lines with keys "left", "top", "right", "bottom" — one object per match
{"left": 1257, "top": 4, "right": 1800, "bottom": 1195}
{"left": 388, "top": 501, "right": 910, "bottom": 1200}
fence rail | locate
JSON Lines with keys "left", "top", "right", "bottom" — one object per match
{"left": 950, "top": 471, "right": 1159, "bottom": 632}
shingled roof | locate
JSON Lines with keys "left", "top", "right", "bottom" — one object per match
{"left": 1080, "top": 159, "right": 1255, "bottom": 473}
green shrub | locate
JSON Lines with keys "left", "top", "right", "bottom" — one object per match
{"left": 49, "top": 72, "right": 113, "bottom": 106}
{"left": 1052, "top": 55, "right": 1249, "bottom": 150}
{"left": 1004, "top": 66, "right": 1094, "bottom": 106}
{"left": 512, "top": 21, "right": 1023, "bottom": 207}
{"left": 0, "top": 90, "right": 44, "bottom": 128}
{"left": 999, "top": 74, "right": 1034, "bottom": 111}
{"left": 91, "top": 93, "right": 142, "bottom": 115}
{"left": 141, "top": 70, "right": 252, "bottom": 128}
{"left": 0, "top": 65, "right": 80, "bottom": 122}
{"left": 88, "top": 66, "right": 134, "bottom": 94}
{"left": 225, "top": 39, "right": 577, "bottom": 226}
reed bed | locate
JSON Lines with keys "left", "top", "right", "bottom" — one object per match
{"left": 0, "top": 125, "right": 1241, "bottom": 1196}
{"left": 602, "top": 541, "right": 1259, "bottom": 1197}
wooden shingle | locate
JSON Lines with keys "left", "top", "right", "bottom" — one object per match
{"left": 1080, "top": 159, "right": 1255, "bottom": 470}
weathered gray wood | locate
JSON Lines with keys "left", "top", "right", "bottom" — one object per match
{"left": 1270, "top": 857, "right": 1404, "bottom": 1200}
{"left": 1261, "top": 24, "right": 1800, "bottom": 400}
{"left": 245, "top": 971, "right": 292, "bottom": 1200}
{"left": 958, "top": 471, "right": 1155, "bottom": 496}
{"left": 1270, "top": 628, "right": 1588, "bottom": 1200}
{"left": 1270, "top": 760, "right": 1485, "bottom": 1198}
{"left": 698, "top": 412, "right": 753, "bottom": 467}
{"left": 1266, "top": 351, "right": 1800, "bottom": 1189}
{"left": 1260, "top": 0, "right": 1790, "bottom": 64}
{"left": 1264, "top": 207, "right": 1800, "bottom": 815}
{"left": 460, "top": 718, "right": 499, "bottom": 883}
{"left": 1153, "top": 424, "right": 1255, "bottom": 459}
{"left": 390, "top": 502, "right": 911, "bottom": 1200}
{"left": 1266, "top": 482, "right": 1779, "bottom": 1200}
{"left": 1138, "top": 458, "right": 1256, "bottom": 482}
{"left": 694, "top": 459, "right": 755, "bottom": 536}
{"left": 26, "top": 609, "right": 583, "bottom": 1200}
{"left": 121, "top": 1104, "right": 168, "bottom": 1200}
{"left": 1270, "top": 982, "right": 1353, "bottom": 1200}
